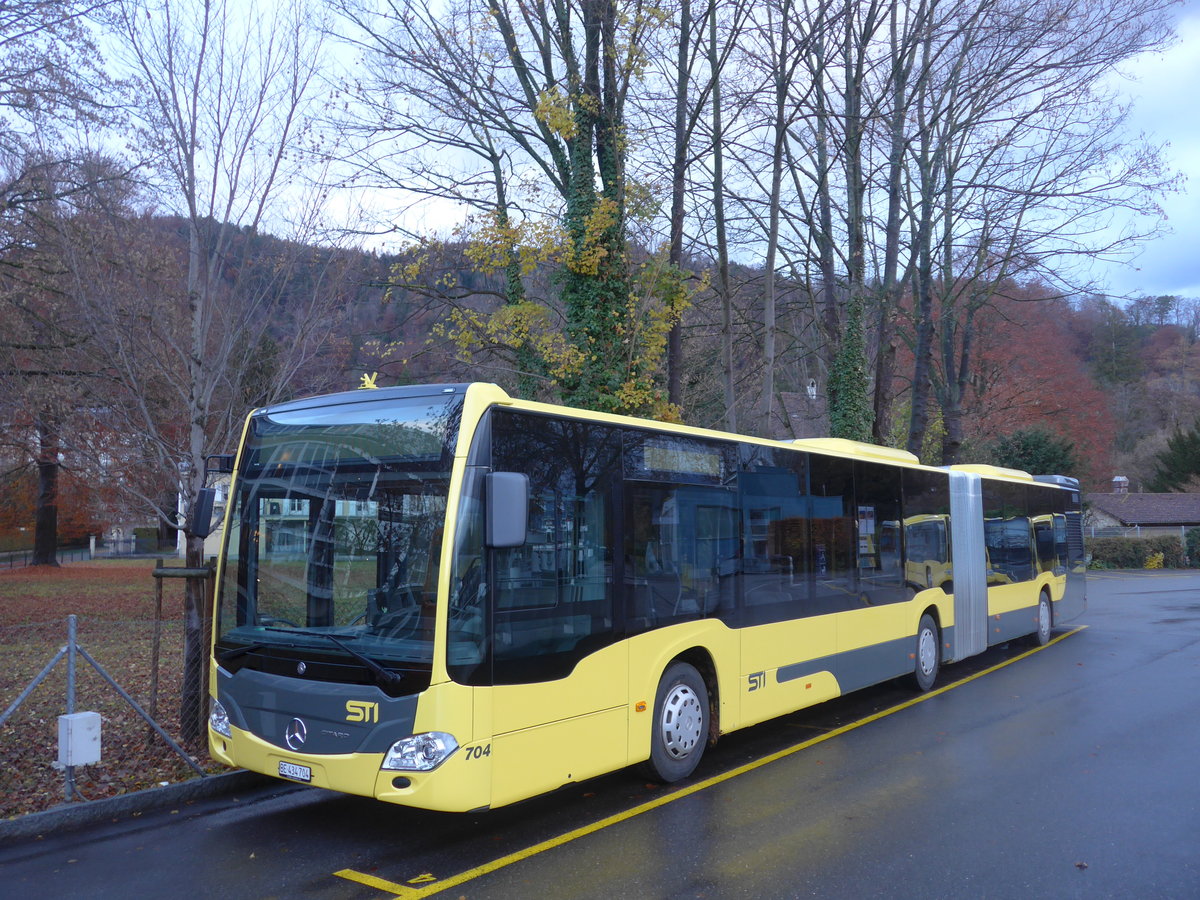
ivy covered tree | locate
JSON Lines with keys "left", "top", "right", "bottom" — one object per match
{"left": 828, "top": 296, "right": 873, "bottom": 441}
{"left": 987, "top": 428, "right": 1079, "bottom": 477}
{"left": 338, "top": 0, "right": 682, "bottom": 418}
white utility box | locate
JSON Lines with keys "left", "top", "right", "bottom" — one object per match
{"left": 58, "top": 711, "right": 102, "bottom": 767}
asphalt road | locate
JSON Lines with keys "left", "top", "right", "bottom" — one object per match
{"left": 2, "top": 571, "right": 1198, "bottom": 899}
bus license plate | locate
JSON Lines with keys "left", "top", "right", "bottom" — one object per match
{"left": 278, "top": 761, "right": 312, "bottom": 783}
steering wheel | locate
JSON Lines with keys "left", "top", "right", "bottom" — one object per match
{"left": 374, "top": 605, "right": 420, "bottom": 638}
{"left": 451, "top": 559, "right": 483, "bottom": 618}
{"left": 257, "top": 614, "right": 299, "bottom": 627}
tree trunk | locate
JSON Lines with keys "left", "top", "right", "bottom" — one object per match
{"left": 875, "top": 0, "right": 920, "bottom": 443}
{"left": 666, "top": 0, "right": 691, "bottom": 408}
{"left": 179, "top": 532, "right": 208, "bottom": 742}
{"left": 871, "top": 307, "right": 897, "bottom": 444}
{"left": 760, "top": 5, "right": 789, "bottom": 437}
{"left": 33, "top": 416, "right": 60, "bottom": 566}
{"left": 710, "top": 0, "right": 737, "bottom": 433}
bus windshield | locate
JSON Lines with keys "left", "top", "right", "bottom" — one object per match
{"left": 214, "top": 393, "right": 463, "bottom": 692}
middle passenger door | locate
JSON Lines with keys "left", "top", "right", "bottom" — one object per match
{"left": 809, "top": 456, "right": 908, "bottom": 693}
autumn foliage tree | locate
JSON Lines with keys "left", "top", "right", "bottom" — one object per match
{"left": 951, "top": 287, "right": 1116, "bottom": 486}
{"left": 0, "top": 2, "right": 120, "bottom": 563}
{"left": 338, "top": 0, "right": 685, "bottom": 418}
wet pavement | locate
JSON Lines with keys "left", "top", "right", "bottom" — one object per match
{"left": 2, "top": 571, "right": 1197, "bottom": 898}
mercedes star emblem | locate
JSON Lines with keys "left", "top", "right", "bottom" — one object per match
{"left": 284, "top": 717, "right": 307, "bottom": 750}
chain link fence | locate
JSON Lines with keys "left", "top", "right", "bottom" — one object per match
{"left": 0, "top": 560, "right": 219, "bottom": 818}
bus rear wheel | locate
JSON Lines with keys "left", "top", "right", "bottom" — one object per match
{"left": 643, "top": 662, "right": 709, "bottom": 783}
{"left": 1034, "top": 592, "right": 1052, "bottom": 646}
{"left": 911, "top": 614, "right": 940, "bottom": 692}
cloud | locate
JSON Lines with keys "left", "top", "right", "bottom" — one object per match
{"left": 1099, "top": 6, "right": 1200, "bottom": 298}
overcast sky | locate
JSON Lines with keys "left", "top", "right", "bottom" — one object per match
{"left": 1095, "top": 1, "right": 1200, "bottom": 299}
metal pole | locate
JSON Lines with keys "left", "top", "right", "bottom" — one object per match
{"left": 65, "top": 614, "right": 77, "bottom": 802}
{"left": 150, "top": 559, "right": 163, "bottom": 726}
{"left": 0, "top": 646, "right": 67, "bottom": 727}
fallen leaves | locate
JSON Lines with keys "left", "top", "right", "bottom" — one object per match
{"left": 1, "top": 560, "right": 223, "bottom": 820}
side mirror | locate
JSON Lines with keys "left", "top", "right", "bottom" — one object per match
{"left": 486, "top": 472, "right": 528, "bottom": 549}
{"left": 205, "top": 454, "right": 235, "bottom": 475}
{"left": 192, "top": 488, "right": 217, "bottom": 539}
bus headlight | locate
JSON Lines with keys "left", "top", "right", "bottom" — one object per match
{"left": 209, "top": 699, "right": 232, "bottom": 738}
{"left": 380, "top": 732, "right": 459, "bottom": 771}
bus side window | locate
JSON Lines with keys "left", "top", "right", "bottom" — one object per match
{"left": 490, "top": 411, "right": 621, "bottom": 683}
{"left": 983, "top": 482, "right": 1033, "bottom": 584}
{"left": 738, "top": 461, "right": 808, "bottom": 622}
{"left": 854, "top": 462, "right": 905, "bottom": 605}
{"left": 1034, "top": 517, "right": 1056, "bottom": 573}
{"left": 810, "top": 454, "right": 856, "bottom": 614}
{"left": 1053, "top": 514, "right": 1069, "bottom": 573}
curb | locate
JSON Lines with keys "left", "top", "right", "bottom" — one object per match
{"left": 0, "top": 770, "right": 297, "bottom": 844}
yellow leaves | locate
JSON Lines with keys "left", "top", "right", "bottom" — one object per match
{"left": 391, "top": 254, "right": 428, "bottom": 285}
{"left": 534, "top": 86, "right": 577, "bottom": 141}
{"left": 432, "top": 308, "right": 486, "bottom": 354}
{"left": 438, "top": 301, "right": 584, "bottom": 383}
{"left": 615, "top": 378, "right": 682, "bottom": 423}
{"left": 564, "top": 198, "right": 619, "bottom": 276}
{"left": 598, "top": 255, "right": 695, "bottom": 421}
{"left": 461, "top": 212, "right": 565, "bottom": 276}
{"left": 624, "top": 178, "right": 662, "bottom": 224}
{"left": 359, "top": 338, "right": 408, "bottom": 370}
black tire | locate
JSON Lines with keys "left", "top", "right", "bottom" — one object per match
{"left": 911, "top": 613, "right": 940, "bottom": 692}
{"left": 1034, "top": 592, "right": 1052, "bottom": 646}
{"left": 643, "top": 662, "right": 709, "bottom": 783}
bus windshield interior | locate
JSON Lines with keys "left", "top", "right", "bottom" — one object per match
{"left": 214, "top": 396, "right": 461, "bottom": 692}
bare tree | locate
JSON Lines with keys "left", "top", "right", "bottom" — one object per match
{"left": 106, "top": 0, "right": 340, "bottom": 738}
{"left": 897, "top": 0, "right": 1177, "bottom": 458}
{"left": 0, "top": 2, "right": 126, "bottom": 564}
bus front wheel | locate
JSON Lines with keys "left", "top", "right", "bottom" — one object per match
{"left": 912, "top": 614, "right": 940, "bottom": 692}
{"left": 1034, "top": 592, "right": 1052, "bottom": 646}
{"left": 643, "top": 662, "right": 709, "bottom": 783}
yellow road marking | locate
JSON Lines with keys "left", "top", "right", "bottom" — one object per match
{"left": 335, "top": 869, "right": 418, "bottom": 896}
{"left": 337, "top": 625, "right": 1087, "bottom": 898}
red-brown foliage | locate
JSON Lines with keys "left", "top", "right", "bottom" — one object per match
{"left": 966, "top": 294, "right": 1116, "bottom": 488}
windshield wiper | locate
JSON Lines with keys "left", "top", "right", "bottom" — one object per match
{"left": 217, "top": 642, "right": 268, "bottom": 663}
{"left": 263, "top": 627, "right": 404, "bottom": 690}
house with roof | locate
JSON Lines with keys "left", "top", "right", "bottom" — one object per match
{"left": 1084, "top": 476, "right": 1200, "bottom": 538}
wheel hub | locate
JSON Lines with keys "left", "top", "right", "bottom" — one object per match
{"left": 918, "top": 628, "right": 937, "bottom": 676}
{"left": 661, "top": 684, "right": 703, "bottom": 759}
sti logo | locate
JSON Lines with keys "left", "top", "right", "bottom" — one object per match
{"left": 345, "top": 700, "right": 380, "bottom": 723}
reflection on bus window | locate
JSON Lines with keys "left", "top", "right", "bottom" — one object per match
{"left": 904, "top": 515, "right": 950, "bottom": 590}
{"left": 625, "top": 484, "right": 736, "bottom": 631}
{"left": 488, "top": 411, "right": 622, "bottom": 683}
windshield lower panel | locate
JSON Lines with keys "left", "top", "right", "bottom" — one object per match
{"left": 216, "top": 395, "right": 461, "bottom": 695}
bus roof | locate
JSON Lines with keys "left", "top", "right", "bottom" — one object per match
{"left": 257, "top": 382, "right": 1075, "bottom": 485}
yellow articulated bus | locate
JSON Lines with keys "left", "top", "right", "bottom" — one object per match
{"left": 206, "top": 383, "right": 1086, "bottom": 812}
